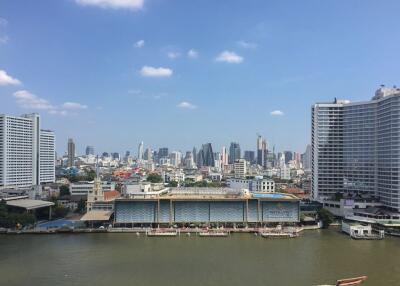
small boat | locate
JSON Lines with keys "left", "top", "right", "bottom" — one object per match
{"left": 336, "top": 276, "right": 367, "bottom": 286}
{"left": 316, "top": 276, "right": 367, "bottom": 286}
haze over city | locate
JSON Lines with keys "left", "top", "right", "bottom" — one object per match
{"left": 1, "top": 0, "right": 400, "bottom": 155}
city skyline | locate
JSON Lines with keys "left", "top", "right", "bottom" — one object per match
{"left": 1, "top": 1, "right": 400, "bottom": 154}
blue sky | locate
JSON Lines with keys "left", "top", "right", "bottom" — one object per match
{"left": 1, "top": 0, "right": 400, "bottom": 156}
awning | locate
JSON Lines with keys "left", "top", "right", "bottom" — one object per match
{"left": 80, "top": 210, "right": 113, "bottom": 221}
{"left": 6, "top": 199, "right": 54, "bottom": 210}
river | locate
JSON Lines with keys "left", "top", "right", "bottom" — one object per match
{"left": 0, "top": 229, "right": 399, "bottom": 286}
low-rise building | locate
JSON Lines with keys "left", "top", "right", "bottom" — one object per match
{"left": 227, "top": 177, "right": 275, "bottom": 193}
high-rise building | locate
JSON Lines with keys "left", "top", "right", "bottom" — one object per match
{"left": 169, "top": 151, "right": 182, "bottom": 167}
{"left": 184, "top": 151, "right": 195, "bottom": 169}
{"left": 143, "top": 148, "right": 152, "bottom": 161}
{"left": 312, "top": 86, "right": 400, "bottom": 212}
{"left": 229, "top": 142, "right": 241, "bottom": 164}
{"left": 221, "top": 146, "right": 228, "bottom": 166}
{"left": 302, "top": 145, "right": 311, "bottom": 171}
{"left": 257, "top": 135, "right": 267, "bottom": 167}
{"left": 112, "top": 152, "right": 120, "bottom": 161}
{"left": 198, "top": 143, "right": 214, "bottom": 167}
{"left": 158, "top": 147, "right": 169, "bottom": 159}
{"left": 244, "top": 151, "right": 255, "bottom": 164}
{"left": 67, "top": 138, "right": 75, "bottom": 167}
{"left": 138, "top": 141, "right": 144, "bottom": 160}
{"left": 192, "top": 147, "right": 197, "bottom": 165}
{"left": 284, "top": 151, "right": 293, "bottom": 164}
{"left": 85, "top": 145, "right": 95, "bottom": 156}
{"left": 0, "top": 113, "right": 55, "bottom": 188}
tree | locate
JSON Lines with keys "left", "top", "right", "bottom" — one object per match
{"left": 317, "top": 208, "right": 334, "bottom": 228}
{"left": 53, "top": 206, "right": 69, "bottom": 218}
{"left": 59, "top": 185, "right": 70, "bottom": 197}
{"left": 168, "top": 181, "right": 178, "bottom": 187}
{"left": 147, "top": 173, "right": 163, "bottom": 183}
{"left": 76, "top": 199, "right": 86, "bottom": 214}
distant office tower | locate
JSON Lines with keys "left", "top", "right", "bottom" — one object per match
{"left": 0, "top": 113, "right": 55, "bottom": 188}
{"left": 284, "top": 151, "right": 293, "bottom": 164}
{"left": 192, "top": 147, "right": 197, "bottom": 165}
{"left": 112, "top": 152, "right": 120, "bottom": 161}
{"left": 102, "top": 152, "right": 109, "bottom": 158}
{"left": 277, "top": 152, "right": 285, "bottom": 168}
{"left": 169, "top": 151, "right": 182, "bottom": 167}
{"left": 257, "top": 135, "right": 267, "bottom": 167}
{"left": 244, "top": 151, "right": 255, "bottom": 164}
{"left": 221, "top": 146, "right": 228, "bottom": 166}
{"left": 86, "top": 145, "right": 94, "bottom": 156}
{"left": 184, "top": 151, "right": 195, "bottom": 168}
{"left": 302, "top": 145, "right": 311, "bottom": 170}
{"left": 229, "top": 142, "right": 241, "bottom": 164}
{"left": 138, "top": 141, "right": 144, "bottom": 160}
{"left": 198, "top": 143, "right": 214, "bottom": 167}
{"left": 125, "top": 151, "right": 130, "bottom": 158}
{"left": 312, "top": 86, "right": 400, "bottom": 212}
{"left": 67, "top": 138, "right": 75, "bottom": 167}
{"left": 158, "top": 147, "right": 169, "bottom": 159}
{"left": 234, "top": 159, "right": 247, "bottom": 178}
{"left": 144, "top": 148, "right": 152, "bottom": 161}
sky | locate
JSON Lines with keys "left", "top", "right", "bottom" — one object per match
{"left": 1, "top": 0, "right": 400, "bottom": 156}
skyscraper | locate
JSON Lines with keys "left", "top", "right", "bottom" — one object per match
{"left": 221, "top": 146, "right": 228, "bottom": 166}
{"left": 229, "top": 142, "right": 241, "bottom": 164}
{"left": 284, "top": 151, "right": 293, "bottom": 164}
{"left": 158, "top": 147, "right": 169, "bottom": 159}
{"left": 312, "top": 86, "right": 400, "bottom": 212}
{"left": 257, "top": 135, "right": 267, "bottom": 167}
{"left": 199, "top": 143, "right": 214, "bottom": 167}
{"left": 302, "top": 145, "right": 311, "bottom": 171}
{"left": 0, "top": 113, "right": 55, "bottom": 187}
{"left": 138, "top": 141, "right": 144, "bottom": 160}
{"left": 85, "top": 145, "right": 94, "bottom": 156}
{"left": 144, "top": 148, "right": 152, "bottom": 161}
{"left": 67, "top": 138, "right": 75, "bottom": 167}
{"left": 244, "top": 151, "right": 255, "bottom": 164}
{"left": 192, "top": 147, "right": 197, "bottom": 165}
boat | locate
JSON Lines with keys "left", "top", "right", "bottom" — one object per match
{"left": 146, "top": 231, "right": 177, "bottom": 237}
{"left": 336, "top": 276, "right": 367, "bottom": 286}
{"left": 317, "top": 276, "right": 367, "bottom": 286}
{"left": 198, "top": 231, "right": 229, "bottom": 237}
{"left": 260, "top": 232, "right": 298, "bottom": 238}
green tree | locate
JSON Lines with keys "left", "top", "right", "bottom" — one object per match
{"left": 146, "top": 173, "right": 163, "bottom": 183}
{"left": 168, "top": 181, "right": 178, "bottom": 187}
{"left": 318, "top": 208, "right": 334, "bottom": 228}
{"left": 59, "top": 185, "right": 70, "bottom": 197}
{"left": 75, "top": 199, "right": 86, "bottom": 213}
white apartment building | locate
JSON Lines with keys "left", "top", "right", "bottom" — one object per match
{"left": 70, "top": 181, "right": 116, "bottom": 196}
{"left": 0, "top": 113, "right": 55, "bottom": 188}
{"left": 227, "top": 177, "right": 275, "bottom": 193}
{"left": 234, "top": 159, "right": 247, "bottom": 178}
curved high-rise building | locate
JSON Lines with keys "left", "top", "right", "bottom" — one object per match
{"left": 312, "top": 86, "right": 400, "bottom": 212}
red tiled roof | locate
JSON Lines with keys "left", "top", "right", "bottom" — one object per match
{"left": 104, "top": 190, "right": 120, "bottom": 201}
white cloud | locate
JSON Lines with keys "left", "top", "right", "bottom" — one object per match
{"left": 75, "top": 0, "right": 144, "bottom": 10}
{"left": 177, "top": 101, "right": 197, "bottom": 109}
{"left": 215, "top": 51, "right": 243, "bottom": 63}
{"left": 0, "top": 70, "right": 21, "bottom": 86}
{"left": 134, "top": 39, "right": 144, "bottom": 48}
{"left": 0, "top": 36, "right": 8, "bottom": 44}
{"left": 13, "top": 90, "right": 54, "bottom": 110}
{"left": 62, "top": 102, "right": 88, "bottom": 110}
{"left": 140, "top": 66, "right": 173, "bottom": 77}
{"left": 270, "top": 110, "right": 284, "bottom": 116}
{"left": 167, "top": 52, "right": 181, "bottom": 59}
{"left": 12, "top": 90, "right": 87, "bottom": 116}
{"left": 187, "top": 49, "right": 198, "bottom": 59}
{"left": 237, "top": 40, "right": 257, "bottom": 49}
